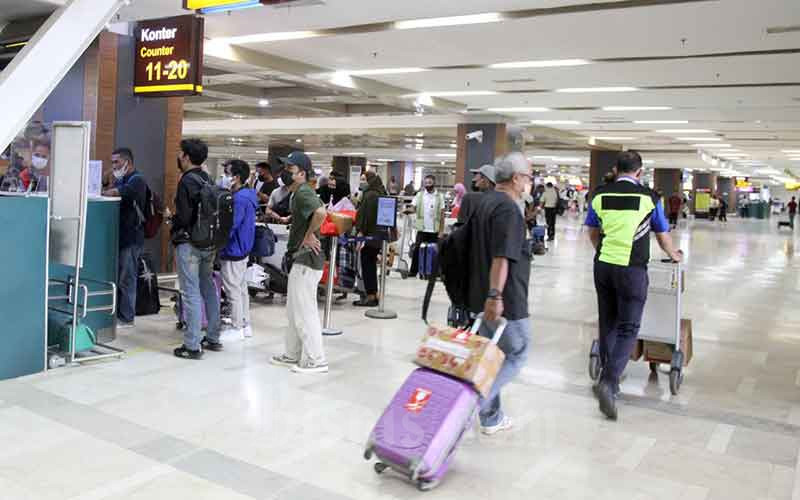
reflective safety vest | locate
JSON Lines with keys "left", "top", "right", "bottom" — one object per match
{"left": 591, "top": 180, "right": 659, "bottom": 267}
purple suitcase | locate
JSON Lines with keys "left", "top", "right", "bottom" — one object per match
{"left": 364, "top": 367, "right": 479, "bottom": 491}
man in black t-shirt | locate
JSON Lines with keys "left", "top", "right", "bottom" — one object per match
{"left": 467, "top": 153, "right": 532, "bottom": 436}
{"left": 254, "top": 162, "right": 279, "bottom": 208}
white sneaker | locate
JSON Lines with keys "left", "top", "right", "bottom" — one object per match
{"left": 219, "top": 328, "right": 244, "bottom": 342}
{"left": 481, "top": 415, "right": 513, "bottom": 436}
{"left": 243, "top": 326, "right": 253, "bottom": 338}
{"left": 291, "top": 361, "right": 329, "bottom": 374}
{"left": 270, "top": 354, "right": 299, "bottom": 367}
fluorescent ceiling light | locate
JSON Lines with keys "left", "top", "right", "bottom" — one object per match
{"left": 551, "top": 156, "right": 583, "bottom": 162}
{"left": 395, "top": 13, "right": 503, "bottom": 30}
{"left": 304, "top": 152, "right": 318, "bottom": 156}
{"left": 376, "top": 159, "right": 395, "bottom": 162}
{"left": 255, "top": 150, "right": 268, "bottom": 154}
{"left": 602, "top": 106, "right": 671, "bottom": 111}
{"left": 335, "top": 67, "right": 428, "bottom": 77}
{"left": 717, "top": 150, "right": 741, "bottom": 153}
{"left": 345, "top": 152, "right": 365, "bottom": 156}
{"left": 782, "top": 150, "right": 800, "bottom": 154}
{"left": 693, "top": 144, "right": 732, "bottom": 148}
{"left": 489, "top": 59, "right": 590, "bottom": 69}
{"left": 531, "top": 156, "right": 553, "bottom": 160}
{"left": 655, "top": 129, "right": 712, "bottom": 134}
{"left": 594, "top": 136, "right": 634, "bottom": 141}
{"left": 556, "top": 87, "right": 638, "bottom": 93}
{"left": 450, "top": 143, "right": 457, "bottom": 148}
{"left": 258, "top": 99, "right": 270, "bottom": 107}
{"left": 531, "top": 120, "right": 581, "bottom": 125}
{"left": 436, "top": 153, "right": 457, "bottom": 158}
{"left": 634, "top": 120, "right": 689, "bottom": 124}
{"left": 678, "top": 137, "right": 721, "bottom": 141}
{"left": 214, "top": 31, "right": 320, "bottom": 44}
{"left": 406, "top": 90, "right": 497, "bottom": 98}
{"left": 487, "top": 107, "right": 549, "bottom": 112}
{"left": 643, "top": 160, "right": 656, "bottom": 165}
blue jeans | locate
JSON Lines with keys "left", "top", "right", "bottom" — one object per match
{"left": 176, "top": 243, "right": 220, "bottom": 350}
{"left": 117, "top": 244, "right": 143, "bottom": 324}
{"left": 478, "top": 317, "right": 532, "bottom": 426}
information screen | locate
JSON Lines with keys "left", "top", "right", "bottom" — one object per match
{"left": 134, "top": 16, "right": 204, "bottom": 97}
{"left": 377, "top": 197, "right": 397, "bottom": 228}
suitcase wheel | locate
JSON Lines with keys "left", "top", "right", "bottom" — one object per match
{"left": 374, "top": 462, "right": 389, "bottom": 474}
{"left": 417, "top": 479, "right": 439, "bottom": 492}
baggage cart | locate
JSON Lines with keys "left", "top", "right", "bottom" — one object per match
{"left": 589, "top": 260, "right": 687, "bottom": 395}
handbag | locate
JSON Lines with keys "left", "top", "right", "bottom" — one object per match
{"left": 252, "top": 224, "right": 277, "bottom": 257}
{"left": 48, "top": 311, "right": 97, "bottom": 353}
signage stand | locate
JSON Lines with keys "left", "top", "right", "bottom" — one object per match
{"left": 366, "top": 197, "right": 398, "bottom": 320}
{"left": 322, "top": 237, "right": 342, "bottom": 336}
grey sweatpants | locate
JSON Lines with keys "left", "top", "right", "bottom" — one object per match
{"left": 220, "top": 259, "right": 250, "bottom": 330}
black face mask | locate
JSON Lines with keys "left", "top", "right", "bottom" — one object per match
{"left": 281, "top": 170, "right": 294, "bottom": 187}
{"left": 471, "top": 181, "right": 479, "bottom": 192}
{"left": 425, "top": 185, "right": 435, "bottom": 193}
{"left": 176, "top": 157, "right": 183, "bottom": 173}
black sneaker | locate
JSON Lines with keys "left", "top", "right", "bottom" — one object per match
{"left": 596, "top": 382, "right": 618, "bottom": 421}
{"left": 173, "top": 345, "right": 203, "bottom": 360}
{"left": 201, "top": 337, "right": 223, "bottom": 352}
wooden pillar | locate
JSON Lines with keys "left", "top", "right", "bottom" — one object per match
{"left": 160, "top": 97, "right": 184, "bottom": 273}
{"left": 456, "top": 123, "right": 507, "bottom": 190}
{"left": 82, "top": 31, "right": 118, "bottom": 174}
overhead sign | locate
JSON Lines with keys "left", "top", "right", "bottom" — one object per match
{"left": 134, "top": 16, "right": 204, "bottom": 97}
{"left": 183, "top": 0, "right": 296, "bottom": 10}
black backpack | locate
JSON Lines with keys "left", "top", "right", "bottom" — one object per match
{"left": 188, "top": 173, "right": 234, "bottom": 250}
{"left": 421, "top": 216, "right": 473, "bottom": 327}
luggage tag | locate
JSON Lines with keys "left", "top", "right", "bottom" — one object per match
{"left": 404, "top": 388, "right": 433, "bottom": 413}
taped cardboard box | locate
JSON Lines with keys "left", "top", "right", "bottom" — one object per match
{"left": 643, "top": 318, "right": 693, "bottom": 366}
{"left": 415, "top": 325, "right": 505, "bottom": 398}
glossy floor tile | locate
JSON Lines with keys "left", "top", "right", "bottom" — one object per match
{"left": 1, "top": 216, "right": 799, "bottom": 499}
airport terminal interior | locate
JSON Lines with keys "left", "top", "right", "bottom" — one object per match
{"left": 1, "top": 0, "right": 800, "bottom": 499}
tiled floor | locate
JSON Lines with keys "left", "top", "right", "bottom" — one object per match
{"left": 2, "top": 216, "right": 800, "bottom": 499}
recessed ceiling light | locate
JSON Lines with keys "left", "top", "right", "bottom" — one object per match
{"left": 405, "top": 90, "right": 498, "bottom": 98}
{"left": 602, "top": 106, "right": 671, "bottom": 111}
{"left": 213, "top": 31, "right": 320, "bottom": 44}
{"left": 693, "top": 144, "right": 732, "bottom": 148}
{"left": 655, "top": 129, "right": 712, "bottom": 134}
{"left": 678, "top": 137, "right": 722, "bottom": 141}
{"left": 634, "top": 120, "right": 689, "bottom": 124}
{"left": 531, "top": 120, "right": 581, "bottom": 125}
{"left": 295, "top": 138, "right": 303, "bottom": 143}
{"left": 394, "top": 13, "right": 503, "bottom": 30}
{"left": 594, "top": 136, "right": 634, "bottom": 141}
{"left": 489, "top": 59, "right": 590, "bottom": 69}
{"left": 556, "top": 87, "right": 638, "bottom": 93}
{"left": 487, "top": 107, "right": 550, "bottom": 112}
{"left": 258, "top": 99, "right": 270, "bottom": 107}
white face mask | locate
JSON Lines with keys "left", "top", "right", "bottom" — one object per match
{"left": 218, "top": 175, "right": 232, "bottom": 189}
{"left": 112, "top": 168, "right": 126, "bottom": 180}
{"left": 31, "top": 154, "right": 48, "bottom": 170}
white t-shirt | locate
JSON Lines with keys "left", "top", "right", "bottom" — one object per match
{"left": 413, "top": 190, "right": 438, "bottom": 233}
{"left": 542, "top": 187, "right": 559, "bottom": 208}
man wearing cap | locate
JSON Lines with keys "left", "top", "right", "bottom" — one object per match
{"left": 270, "top": 152, "right": 329, "bottom": 373}
{"left": 466, "top": 154, "right": 532, "bottom": 436}
{"left": 585, "top": 150, "right": 683, "bottom": 420}
{"left": 457, "top": 164, "right": 496, "bottom": 223}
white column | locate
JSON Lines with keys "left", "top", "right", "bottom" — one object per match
{"left": 0, "top": 0, "right": 125, "bottom": 151}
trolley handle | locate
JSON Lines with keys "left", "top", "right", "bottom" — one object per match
{"left": 469, "top": 313, "right": 508, "bottom": 345}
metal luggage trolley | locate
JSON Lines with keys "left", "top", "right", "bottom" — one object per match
{"left": 589, "top": 259, "right": 686, "bottom": 395}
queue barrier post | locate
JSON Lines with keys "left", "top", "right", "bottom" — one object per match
{"left": 365, "top": 238, "right": 398, "bottom": 320}
{"left": 322, "top": 236, "right": 343, "bottom": 336}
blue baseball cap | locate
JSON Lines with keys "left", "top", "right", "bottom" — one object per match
{"left": 280, "top": 151, "right": 313, "bottom": 176}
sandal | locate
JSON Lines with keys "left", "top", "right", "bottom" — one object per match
{"left": 173, "top": 345, "right": 203, "bottom": 360}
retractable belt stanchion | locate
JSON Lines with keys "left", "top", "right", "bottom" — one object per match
{"left": 365, "top": 238, "right": 398, "bottom": 320}
{"left": 322, "top": 236, "right": 342, "bottom": 336}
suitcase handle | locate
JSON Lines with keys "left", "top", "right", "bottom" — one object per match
{"left": 470, "top": 313, "right": 507, "bottom": 345}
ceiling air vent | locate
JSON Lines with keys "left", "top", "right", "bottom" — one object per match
{"left": 766, "top": 25, "right": 800, "bottom": 35}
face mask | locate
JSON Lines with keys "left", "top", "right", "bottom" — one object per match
{"left": 218, "top": 175, "right": 232, "bottom": 189}
{"left": 177, "top": 157, "right": 184, "bottom": 172}
{"left": 31, "top": 154, "right": 48, "bottom": 170}
{"left": 359, "top": 182, "right": 368, "bottom": 191}
{"left": 425, "top": 185, "right": 434, "bottom": 193}
{"left": 280, "top": 170, "right": 294, "bottom": 187}
{"left": 112, "top": 168, "right": 126, "bottom": 180}
{"left": 471, "top": 181, "right": 479, "bottom": 192}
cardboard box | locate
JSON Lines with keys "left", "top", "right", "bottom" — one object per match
{"left": 330, "top": 211, "right": 355, "bottom": 235}
{"left": 643, "top": 318, "right": 693, "bottom": 366}
{"left": 630, "top": 339, "right": 643, "bottom": 361}
{"left": 415, "top": 325, "right": 506, "bottom": 398}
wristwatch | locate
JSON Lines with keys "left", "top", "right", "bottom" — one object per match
{"left": 487, "top": 288, "right": 503, "bottom": 301}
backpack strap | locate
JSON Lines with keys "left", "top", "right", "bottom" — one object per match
{"left": 124, "top": 173, "right": 147, "bottom": 227}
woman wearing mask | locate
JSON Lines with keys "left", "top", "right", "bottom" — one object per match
{"left": 449, "top": 183, "right": 466, "bottom": 219}
{"left": 326, "top": 176, "right": 356, "bottom": 212}
{"left": 354, "top": 171, "right": 388, "bottom": 307}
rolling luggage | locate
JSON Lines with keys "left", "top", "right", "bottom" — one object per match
{"left": 135, "top": 254, "right": 161, "bottom": 316}
{"left": 263, "top": 263, "right": 288, "bottom": 295}
{"left": 418, "top": 242, "right": 438, "bottom": 279}
{"left": 364, "top": 367, "right": 479, "bottom": 491}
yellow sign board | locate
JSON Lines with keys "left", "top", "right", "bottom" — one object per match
{"left": 786, "top": 182, "right": 800, "bottom": 191}
{"left": 183, "top": 0, "right": 256, "bottom": 9}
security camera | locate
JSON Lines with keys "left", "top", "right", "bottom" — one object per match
{"left": 466, "top": 130, "right": 484, "bottom": 143}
